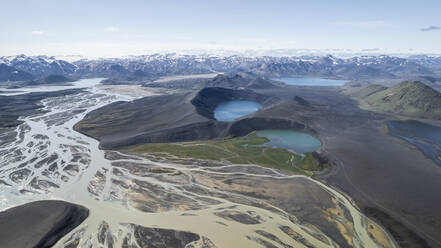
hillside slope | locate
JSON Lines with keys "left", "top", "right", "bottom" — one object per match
{"left": 354, "top": 81, "right": 441, "bottom": 119}
{"left": 351, "top": 84, "right": 388, "bottom": 99}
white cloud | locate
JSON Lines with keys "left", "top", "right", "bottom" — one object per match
{"left": 105, "top": 26, "right": 119, "bottom": 32}
{"left": 331, "top": 21, "right": 393, "bottom": 28}
{"left": 31, "top": 30, "right": 43, "bottom": 35}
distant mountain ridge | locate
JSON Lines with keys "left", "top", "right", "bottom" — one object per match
{"left": 353, "top": 81, "right": 441, "bottom": 119}
{"left": 0, "top": 64, "right": 34, "bottom": 81}
{"left": 1, "top": 54, "right": 441, "bottom": 82}
{"left": 74, "top": 54, "right": 439, "bottom": 80}
{"left": 0, "top": 55, "right": 77, "bottom": 77}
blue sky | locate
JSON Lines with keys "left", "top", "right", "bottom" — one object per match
{"left": 1, "top": 0, "right": 440, "bottom": 57}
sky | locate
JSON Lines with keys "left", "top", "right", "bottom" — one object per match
{"left": 0, "top": 0, "right": 440, "bottom": 57}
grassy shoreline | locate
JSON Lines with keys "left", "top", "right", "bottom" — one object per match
{"left": 132, "top": 132, "right": 326, "bottom": 175}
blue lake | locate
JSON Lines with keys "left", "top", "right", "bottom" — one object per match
{"left": 214, "top": 101, "right": 262, "bottom": 122}
{"left": 256, "top": 129, "right": 321, "bottom": 154}
{"left": 273, "top": 77, "right": 348, "bottom": 86}
{"left": 387, "top": 120, "right": 441, "bottom": 166}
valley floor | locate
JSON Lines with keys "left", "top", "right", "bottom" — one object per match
{"left": 0, "top": 78, "right": 439, "bottom": 248}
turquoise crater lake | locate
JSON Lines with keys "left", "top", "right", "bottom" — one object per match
{"left": 214, "top": 101, "right": 262, "bottom": 122}
{"left": 256, "top": 129, "right": 321, "bottom": 154}
{"left": 273, "top": 77, "right": 347, "bottom": 86}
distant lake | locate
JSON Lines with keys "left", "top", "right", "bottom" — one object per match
{"left": 256, "top": 129, "right": 321, "bottom": 154}
{"left": 388, "top": 120, "right": 441, "bottom": 166}
{"left": 214, "top": 100, "right": 262, "bottom": 122}
{"left": 273, "top": 77, "right": 348, "bottom": 86}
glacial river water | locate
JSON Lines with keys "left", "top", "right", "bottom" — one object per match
{"left": 0, "top": 79, "right": 397, "bottom": 248}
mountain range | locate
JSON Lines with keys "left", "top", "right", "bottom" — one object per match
{"left": 1, "top": 54, "right": 441, "bottom": 83}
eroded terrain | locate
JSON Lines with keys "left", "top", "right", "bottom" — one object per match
{"left": 0, "top": 80, "right": 397, "bottom": 248}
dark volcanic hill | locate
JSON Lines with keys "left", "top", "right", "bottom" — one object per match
{"left": 22, "top": 74, "right": 76, "bottom": 86}
{"left": 74, "top": 85, "right": 283, "bottom": 149}
{"left": 41, "top": 74, "right": 75, "bottom": 84}
{"left": 74, "top": 91, "right": 222, "bottom": 148}
{"left": 353, "top": 81, "right": 441, "bottom": 119}
{"left": 0, "top": 200, "right": 88, "bottom": 248}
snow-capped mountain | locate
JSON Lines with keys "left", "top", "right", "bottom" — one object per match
{"left": 72, "top": 54, "right": 271, "bottom": 78}
{"left": 1, "top": 53, "right": 441, "bottom": 82}
{"left": 407, "top": 55, "right": 441, "bottom": 70}
{"left": 0, "top": 55, "right": 77, "bottom": 77}
{"left": 75, "top": 53, "right": 440, "bottom": 80}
